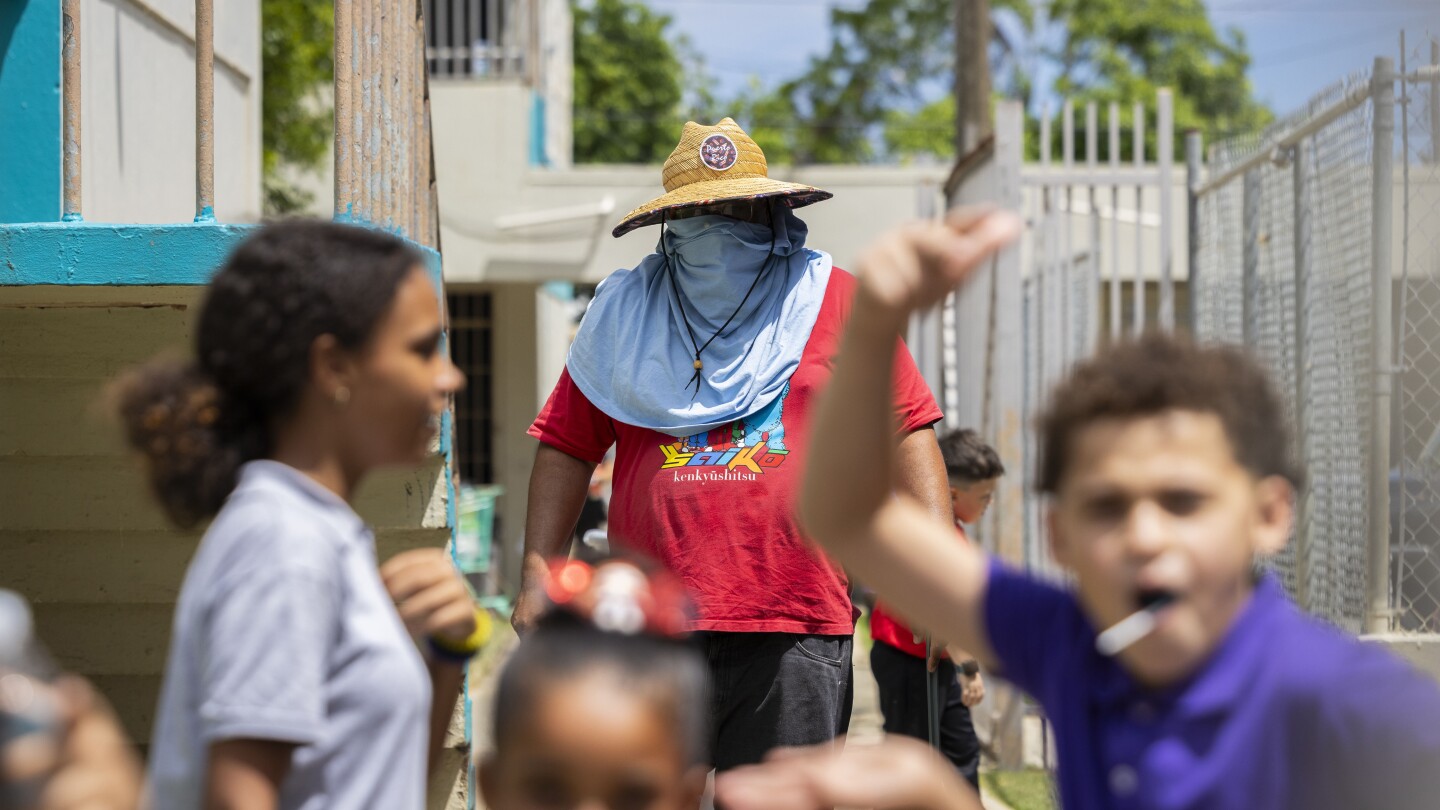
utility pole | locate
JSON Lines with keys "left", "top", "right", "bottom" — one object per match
{"left": 954, "top": 0, "right": 994, "bottom": 157}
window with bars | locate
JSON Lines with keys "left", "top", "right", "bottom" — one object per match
{"left": 425, "top": 0, "right": 526, "bottom": 78}
{"left": 447, "top": 291, "right": 494, "bottom": 484}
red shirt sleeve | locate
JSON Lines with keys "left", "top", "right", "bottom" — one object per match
{"left": 892, "top": 337, "right": 943, "bottom": 434}
{"left": 527, "top": 367, "right": 617, "bottom": 464}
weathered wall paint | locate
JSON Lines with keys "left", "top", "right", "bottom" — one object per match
{"left": 0, "top": 0, "right": 61, "bottom": 222}
{"left": 0, "top": 222, "right": 255, "bottom": 285}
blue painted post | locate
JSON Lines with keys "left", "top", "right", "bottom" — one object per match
{"left": 0, "top": 0, "right": 62, "bottom": 223}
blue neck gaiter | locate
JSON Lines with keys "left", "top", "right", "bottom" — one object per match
{"left": 565, "top": 205, "right": 833, "bottom": 437}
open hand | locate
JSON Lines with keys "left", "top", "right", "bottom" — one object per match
{"left": 715, "top": 737, "right": 982, "bottom": 810}
{"left": 855, "top": 207, "right": 1023, "bottom": 317}
{"left": 381, "top": 548, "right": 476, "bottom": 647}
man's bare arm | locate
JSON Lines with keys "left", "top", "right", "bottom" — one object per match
{"left": 511, "top": 443, "right": 597, "bottom": 634}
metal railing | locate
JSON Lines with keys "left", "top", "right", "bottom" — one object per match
{"left": 1190, "top": 33, "right": 1440, "bottom": 634}
{"left": 425, "top": 0, "right": 536, "bottom": 80}
{"left": 61, "top": 0, "right": 219, "bottom": 223}
{"left": 57, "top": 0, "right": 439, "bottom": 246}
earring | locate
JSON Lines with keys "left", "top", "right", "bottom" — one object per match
{"left": 334, "top": 386, "right": 350, "bottom": 405}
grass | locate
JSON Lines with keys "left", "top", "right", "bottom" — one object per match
{"left": 981, "top": 769, "right": 1056, "bottom": 810}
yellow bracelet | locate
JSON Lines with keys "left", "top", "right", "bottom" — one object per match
{"left": 430, "top": 607, "right": 493, "bottom": 658}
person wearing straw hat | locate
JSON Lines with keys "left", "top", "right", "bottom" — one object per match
{"left": 518, "top": 118, "right": 950, "bottom": 770}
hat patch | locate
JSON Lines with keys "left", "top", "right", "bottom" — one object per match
{"left": 699, "top": 134, "right": 738, "bottom": 172}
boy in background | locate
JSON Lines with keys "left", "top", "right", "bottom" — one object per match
{"left": 869, "top": 429, "right": 1002, "bottom": 789}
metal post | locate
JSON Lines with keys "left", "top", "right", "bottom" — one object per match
{"left": 414, "top": 0, "right": 426, "bottom": 239}
{"left": 351, "top": 0, "right": 363, "bottom": 218}
{"left": 359, "top": 0, "right": 373, "bottom": 221}
{"left": 1133, "top": 102, "right": 1145, "bottom": 335}
{"left": 1040, "top": 104, "right": 1052, "bottom": 389}
{"left": 1431, "top": 40, "right": 1439, "bottom": 166}
{"left": 992, "top": 103, "right": 1028, "bottom": 768}
{"left": 194, "top": 0, "right": 215, "bottom": 222}
{"left": 1242, "top": 169, "right": 1261, "bottom": 347}
{"left": 1086, "top": 102, "right": 1101, "bottom": 353}
{"left": 1157, "top": 89, "right": 1175, "bottom": 331}
{"left": 61, "top": 0, "right": 82, "bottom": 222}
{"left": 335, "top": 0, "right": 353, "bottom": 218}
{"left": 436, "top": 0, "right": 450, "bottom": 75}
{"left": 1185, "top": 130, "right": 1202, "bottom": 335}
{"left": 1109, "top": 102, "right": 1121, "bottom": 342}
{"left": 1062, "top": 100, "right": 1074, "bottom": 367}
{"left": 1366, "top": 56, "right": 1396, "bottom": 634}
{"left": 383, "top": 0, "right": 395, "bottom": 227}
{"left": 369, "top": 0, "right": 382, "bottom": 217}
{"left": 1293, "top": 140, "right": 1313, "bottom": 612}
{"left": 488, "top": 0, "right": 501, "bottom": 74}
{"left": 424, "top": 89, "right": 436, "bottom": 246}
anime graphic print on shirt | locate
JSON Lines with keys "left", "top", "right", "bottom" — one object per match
{"left": 663, "top": 382, "right": 792, "bottom": 481}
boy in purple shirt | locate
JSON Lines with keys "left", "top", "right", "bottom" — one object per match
{"left": 718, "top": 209, "right": 1440, "bottom": 810}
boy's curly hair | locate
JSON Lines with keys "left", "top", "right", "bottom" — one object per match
{"left": 1037, "top": 333, "right": 1303, "bottom": 494}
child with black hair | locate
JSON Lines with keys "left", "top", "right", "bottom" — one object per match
{"left": 480, "top": 558, "right": 711, "bottom": 810}
{"left": 719, "top": 208, "right": 1440, "bottom": 810}
{"left": 869, "top": 428, "right": 1004, "bottom": 789}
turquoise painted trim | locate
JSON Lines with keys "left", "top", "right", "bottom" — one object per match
{"left": 0, "top": 0, "right": 61, "bottom": 222}
{"left": 439, "top": 408, "right": 475, "bottom": 810}
{"left": 194, "top": 206, "right": 216, "bottom": 224}
{"left": 425, "top": 241, "right": 467, "bottom": 808}
{"left": 529, "top": 92, "right": 548, "bottom": 168}
{"left": 0, "top": 222, "right": 255, "bottom": 285}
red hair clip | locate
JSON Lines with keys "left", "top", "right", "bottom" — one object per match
{"left": 544, "top": 557, "right": 693, "bottom": 638}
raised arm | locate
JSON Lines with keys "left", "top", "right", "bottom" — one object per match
{"left": 798, "top": 209, "right": 1021, "bottom": 669}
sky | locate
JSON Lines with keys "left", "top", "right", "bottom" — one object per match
{"left": 647, "top": 0, "right": 1440, "bottom": 121}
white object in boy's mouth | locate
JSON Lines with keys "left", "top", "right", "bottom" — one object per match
{"left": 1095, "top": 593, "right": 1176, "bottom": 657}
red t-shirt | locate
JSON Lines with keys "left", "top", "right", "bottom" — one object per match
{"left": 528, "top": 269, "right": 943, "bottom": 634}
{"left": 870, "top": 524, "right": 968, "bottom": 658}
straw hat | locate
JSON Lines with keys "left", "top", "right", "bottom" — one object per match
{"left": 611, "top": 118, "right": 832, "bottom": 238}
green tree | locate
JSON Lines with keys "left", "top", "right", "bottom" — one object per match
{"left": 1042, "top": 0, "right": 1270, "bottom": 160}
{"left": 572, "top": 0, "right": 685, "bottom": 163}
{"left": 769, "top": 0, "right": 1267, "bottom": 164}
{"left": 747, "top": 0, "right": 1033, "bottom": 165}
{"left": 261, "top": 0, "right": 334, "bottom": 215}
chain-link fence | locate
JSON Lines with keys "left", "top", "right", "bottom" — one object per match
{"left": 1393, "top": 35, "right": 1440, "bottom": 633}
{"left": 1192, "top": 34, "right": 1440, "bottom": 633}
{"left": 1193, "top": 70, "right": 1377, "bottom": 631}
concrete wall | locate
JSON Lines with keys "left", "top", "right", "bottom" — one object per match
{"left": 80, "top": 0, "right": 262, "bottom": 223}
{"left": 0, "top": 284, "right": 449, "bottom": 743}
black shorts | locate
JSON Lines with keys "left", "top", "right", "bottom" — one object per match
{"left": 692, "top": 631, "right": 854, "bottom": 772}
